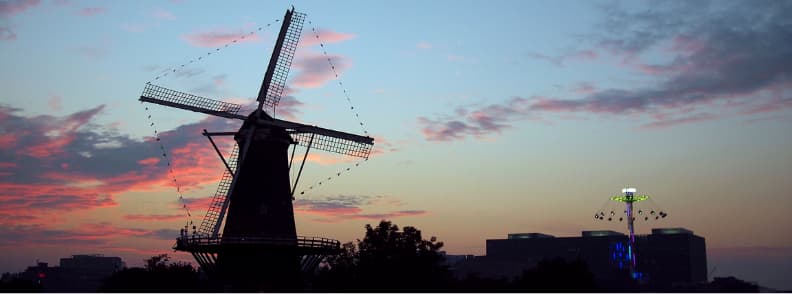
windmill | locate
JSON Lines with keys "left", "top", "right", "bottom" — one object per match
{"left": 138, "top": 7, "right": 373, "bottom": 289}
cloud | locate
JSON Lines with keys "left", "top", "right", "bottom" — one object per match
{"left": 572, "top": 82, "right": 597, "bottom": 94}
{"left": 416, "top": 42, "right": 432, "bottom": 49}
{"left": 418, "top": 97, "right": 535, "bottom": 141}
{"left": 0, "top": 223, "right": 179, "bottom": 247}
{"left": 290, "top": 29, "right": 356, "bottom": 89}
{"left": 294, "top": 195, "right": 426, "bottom": 223}
{"left": 75, "top": 46, "right": 108, "bottom": 59}
{"left": 446, "top": 54, "right": 478, "bottom": 63}
{"left": 78, "top": 7, "right": 105, "bottom": 16}
{"left": 0, "top": 104, "right": 240, "bottom": 226}
{"left": 0, "top": 0, "right": 40, "bottom": 16}
{"left": 291, "top": 52, "right": 351, "bottom": 88}
{"left": 47, "top": 95, "right": 62, "bottom": 111}
{"left": 369, "top": 135, "right": 401, "bottom": 157}
{"left": 0, "top": 0, "right": 40, "bottom": 41}
{"left": 272, "top": 95, "right": 303, "bottom": 120}
{"left": 294, "top": 195, "right": 365, "bottom": 215}
{"left": 124, "top": 214, "right": 185, "bottom": 221}
{"left": 300, "top": 29, "right": 355, "bottom": 48}
{"left": 419, "top": 1, "right": 792, "bottom": 141}
{"left": 149, "top": 8, "right": 174, "bottom": 20}
{"left": 640, "top": 113, "right": 717, "bottom": 129}
{"left": 556, "top": 0, "right": 792, "bottom": 117}
{"left": 526, "top": 49, "right": 598, "bottom": 66}
{"left": 180, "top": 196, "right": 214, "bottom": 210}
{"left": 181, "top": 28, "right": 260, "bottom": 48}
{"left": 0, "top": 27, "right": 16, "bottom": 41}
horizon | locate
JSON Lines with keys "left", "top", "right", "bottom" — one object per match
{"left": 1, "top": 0, "right": 790, "bottom": 290}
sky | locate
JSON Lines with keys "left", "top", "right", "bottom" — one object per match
{"left": 1, "top": 0, "right": 791, "bottom": 290}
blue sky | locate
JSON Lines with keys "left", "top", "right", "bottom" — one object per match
{"left": 1, "top": 0, "right": 791, "bottom": 290}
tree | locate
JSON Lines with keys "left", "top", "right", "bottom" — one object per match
{"left": 513, "top": 257, "right": 598, "bottom": 292}
{"left": 0, "top": 276, "right": 41, "bottom": 292}
{"left": 315, "top": 220, "right": 451, "bottom": 291}
{"left": 101, "top": 254, "right": 210, "bottom": 292}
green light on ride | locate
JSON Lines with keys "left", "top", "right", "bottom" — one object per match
{"left": 610, "top": 195, "right": 650, "bottom": 202}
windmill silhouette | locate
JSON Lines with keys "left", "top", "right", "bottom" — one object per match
{"left": 138, "top": 7, "right": 373, "bottom": 289}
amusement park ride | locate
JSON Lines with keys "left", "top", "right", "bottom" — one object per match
{"left": 138, "top": 7, "right": 374, "bottom": 289}
{"left": 594, "top": 187, "right": 668, "bottom": 279}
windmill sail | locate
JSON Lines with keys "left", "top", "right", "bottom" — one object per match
{"left": 140, "top": 83, "right": 245, "bottom": 120}
{"left": 290, "top": 132, "right": 372, "bottom": 158}
{"left": 256, "top": 9, "right": 306, "bottom": 111}
{"left": 198, "top": 145, "right": 239, "bottom": 237}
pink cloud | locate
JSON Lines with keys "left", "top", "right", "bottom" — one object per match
{"left": 78, "top": 7, "right": 105, "bottom": 16}
{"left": 272, "top": 95, "right": 302, "bottom": 120}
{"left": 181, "top": 29, "right": 261, "bottom": 48}
{"left": 740, "top": 97, "right": 792, "bottom": 115}
{"left": 0, "top": 0, "right": 40, "bottom": 16}
{"left": 304, "top": 153, "right": 355, "bottom": 166}
{"left": 0, "top": 133, "right": 17, "bottom": 148}
{"left": 48, "top": 95, "right": 62, "bottom": 111}
{"left": 572, "top": 82, "right": 597, "bottom": 94}
{"left": 0, "top": 105, "right": 241, "bottom": 230}
{"left": 149, "top": 8, "right": 174, "bottom": 20}
{"left": 418, "top": 97, "right": 534, "bottom": 141}
{"left": 300, "top": 29, "right": 355, "bottom": 48}
{"left": 446, "top": 55, "right": 464, "bottom": 62}
{"left": 416, "top": 42, "right": 432, "bottom": 49}
{"left": 640, "top": 113, "right": 717, "bottom": 129}
{"left": 671, "top": 35, "right": 708, "bottom": 54}
{"left": 294, "top": 196, "right": 426, "bottom": 223}
{"left": 369, "top": 135, "right": 401, "bottom": 157}
{"left": 0, "top": 223, "right": 180, "bottom": 248}
{"left": 309, "top": 210, "right": 427, "bottom": 223}
{"left": 124, "top": 214, "right": 185, "bottom": 221}
{"left": 18, "top": 105, "right": 104, "bottom": 158}
{"left": 137, "top": 157, "right": 160, "bottom": 166}
{"left": 291, "top": 52, "right": 351, "bottom": 88}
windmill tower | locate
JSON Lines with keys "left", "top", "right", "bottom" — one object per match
{"left": 138, "top": 7, "right": 373, "bottom": 290}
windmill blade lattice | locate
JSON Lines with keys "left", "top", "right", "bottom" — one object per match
{"left": 141, "top": 84, "right": 245, "bottom": 120}
{"left": 290, "top": 130, "right": 372, "bottom": 158}
{"left": 198, "top": 145, "right": 239, "bottom": 237}
{"left": 258, "top": 10, "right": 305, "bottom": 112}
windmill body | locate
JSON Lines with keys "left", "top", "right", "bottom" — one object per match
{"left": 138, "top": 7, "right": 373, "bottom": 290}
{"left": 222, "top": 115, "right": 297, "bottom": 239}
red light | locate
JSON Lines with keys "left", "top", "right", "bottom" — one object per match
{"left": 38, "top": 272, "right": 46, "bottom": 279}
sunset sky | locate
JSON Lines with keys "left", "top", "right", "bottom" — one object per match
{"left": 1, "top": 0, "right": 791, "bottom": 290}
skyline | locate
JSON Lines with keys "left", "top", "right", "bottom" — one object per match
{"left": 1, "top": 0, "right": 791, "bottom": 290}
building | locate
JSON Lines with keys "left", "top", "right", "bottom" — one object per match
{"left": 16, "top": 254, "right": 125, "bottom": 292}
{"left": 455, "top": 227, "right": 706, "bottom": 288}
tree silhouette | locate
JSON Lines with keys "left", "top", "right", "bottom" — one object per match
{"left": 0, "top": 277, "right": 41, "bottom": 292}
{"left": 315, "top": 220, "right": 451, "bottom": 291}
{"left": 101, "top": 254, "right": 211, "bottom": 292}
{"left": 513, "top": 257, "right": 598, "bottom": 292}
